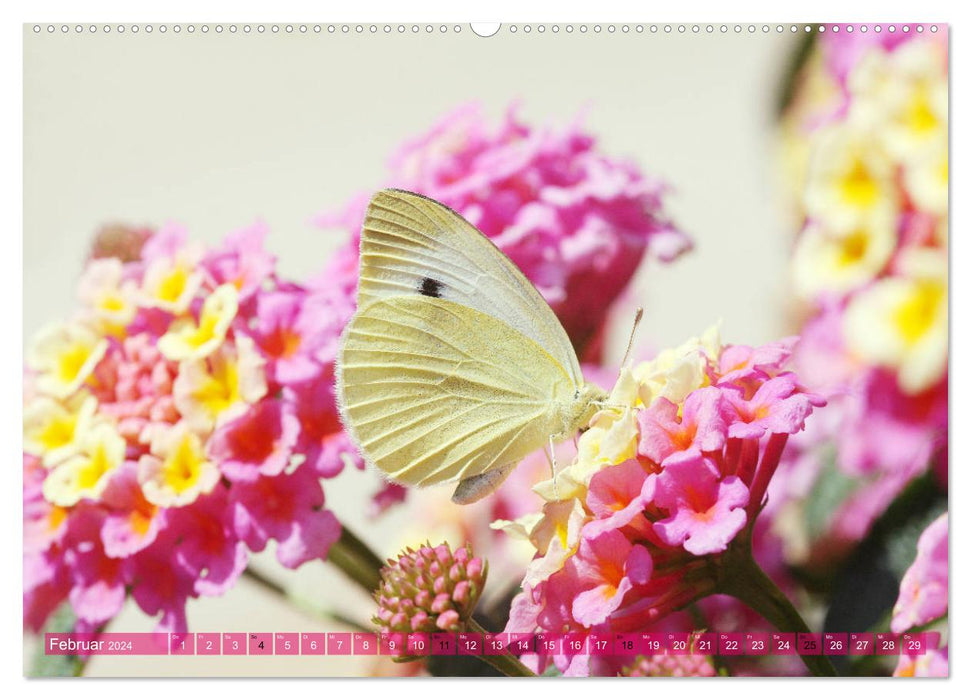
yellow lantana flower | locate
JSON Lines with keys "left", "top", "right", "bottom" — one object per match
{"left": 633, "top": 323, "right": 721, "bottom": 408}
{"left": 844, "top": 248, "right": 947, "bottom": 394}
{"left": 803, "top": 123, "right": 899, "bottom": 236}
{"left": 27, "top": 321, "right": 108, "bottom": 399}
{"left": 850, "top": 39, "right": 947, "bottom": 166}
{"left": 137, "top": 422, "right": 220, "bottom": 507}
{"left": 140, "top": 243, "right": 204, "bottom": 314}
{"left": 42, "top": 421, "right": 126, "bottom": 507}
{"left": 904, "top": 139, "right": 948, "bottom": 217}
{"left": 77, "top": 258, "right": 138, "bottom": 335}
{"left": 158, "top": 284, "right": 239, "bottom": 361}
{"left": 495, "top": 498, "right": 589, "bottom": 589}
{"left": 792, "top": 214, "right": 897, "bottom": 299}
{"left": 23, "top": 394, "right": 97, "bottom": 467}
{"left": 172, "top": 334, "right": 267, "bottom": 431}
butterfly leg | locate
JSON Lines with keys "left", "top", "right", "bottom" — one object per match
{"left": 451, "top": 464, "right": 515, "bottom": 505}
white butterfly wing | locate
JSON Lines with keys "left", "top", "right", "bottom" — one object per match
{"left": 356, "top": 189, "right": 583, "bottom": 388}
{"left": 337, "top": 294, "right": 577, "bottom": 486}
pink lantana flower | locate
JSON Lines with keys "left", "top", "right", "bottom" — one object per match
{"left": 208, "top": 398, "right": 300, "bottom": 481}
{"left": 200, "top": 222, "right": 276, "bottom": 303}
{"left": 723, "top": 375, "right": 823, "bottom": 441}
{"left": 63, "top": 508, "right": 127, "bottom": 629}
{"left": 652, "top": 451, "right": 749, "bottom": 556}
{"left": 230, "top": 465, "right": 341, "bottom": 569}
{"left": 249, "top": 290, "right": 328, "bottom": 384}
{"left": 286, "top": 379, "right": 361, "bottom": 479}
{"left": 99, "top": 464, "right": 166, "bottom": 558}
{"left": 583, "top": 459, "right": 656, "bottom": 539}
{"left": 891, "top": 513, "right": 947, "bottom": 634}
{"left": 124, "top": 531, "right": 198, "bottom": 633}
{"left": 637, "top": 387, "right": 730, "bottom": 464}
{"left": 570, "top": 530, "right": 652, "bottom": 627}
{"left": 171, "top": 490, "right": 249, "bottom": 597}
{"left": 716, "top": 338, "right": 799, "bottom": 387}
{"left": 894, "top": 646, "right": 948, "bottom": 678}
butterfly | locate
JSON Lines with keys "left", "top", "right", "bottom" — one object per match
{"left": 336, "top": 189, "right": 609, "bottom": 504}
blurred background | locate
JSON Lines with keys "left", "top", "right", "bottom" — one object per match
{"left": 25, "top": 25, "right": 822, "bottom": 675}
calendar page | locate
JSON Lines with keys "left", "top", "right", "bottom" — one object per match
{"left": 21, "top": 19, "right": 949, "bottom": 680}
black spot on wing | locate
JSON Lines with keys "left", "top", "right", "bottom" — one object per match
{"left": 419, "top": 277, "right": 444, "bottom": 298}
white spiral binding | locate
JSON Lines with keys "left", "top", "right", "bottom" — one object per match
{"left": 30, "top": 23, "right": 940, "bottom": 36}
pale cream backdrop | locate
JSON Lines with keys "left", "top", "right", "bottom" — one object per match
{"left": 23, "top": 24, "right": 799, "bottom": 675}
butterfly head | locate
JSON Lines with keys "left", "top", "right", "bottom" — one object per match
{"left": 558, "top": 382, "right": 609, "bottom": 438}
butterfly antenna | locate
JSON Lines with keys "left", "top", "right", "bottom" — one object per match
{"left": 620, "top": 307, "right": 644, "bottom": 369}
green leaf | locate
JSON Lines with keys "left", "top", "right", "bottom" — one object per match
{"left": 27, "top": 605, "right": 85, "bottom": 677}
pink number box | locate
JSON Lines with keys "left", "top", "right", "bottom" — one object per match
{"left": 587, "top": 633, "right": 613, "bottom": 656}
{"left": 431, "top": 633, "right": 456, "bottom": 655}
{"left": 196, "top": 633, "right": 220, "bottom": 655}
{"left": 327, "top": 632, "right": 352, "bottom": 655}
{"left": 353, "top": 632, "right": 377, "bottom": 655}
{"left": 692, "top": 632, "right": 716, "bottom": 656}
{"left": 746, "top": 632, "right": 770, "bottom": 656}
{"left": 535, "top": 633, "right": 562, "bottom": 655}
{"left": 849, "top": 633, "right": 874, "bottom": 656}
{"left": 614, "top": 633, "right": 640, "bottom": 655}
{"left": 457, "top": 632, "right": 483, "bottom": 656}
{"left": 719, "top": 633, "right": 744, "bottom": 656}
{"left": 380, "top": 632, "right": 406, "bottom": 656}
{"left": 275, "top": 633, "right": 298, "bottom": 655}
{"left": 876, "top": 633, "right": 900, "bottom": 656}
{"left": 484, "top": 633, "right": 508, "bottom": 656}
{"left": 249, "top": 633, "right": 272, "bottom": 655}
{"left": 170, "top": 632, "right": 194, "bottom": 655}
{"left": 223, "top": 632, "right": 246, "bottom": 655}
{"left": 824, "top": 632, "right": 848, "bottom": 656}
{"left": 301, "top": 633, "right": 326, "bottom": 655}
{"left": 797, "top": 633, "right": 822, "bottom": 655}
{"left": 641, "top": 633, "right": 665, "bottom": 655}
{"left": 507, "top": 633, "right": 534, "bottom": 654}
{"left": 901, "top": 632, "right": 926, "bottom": 656}
{"left": 562, "top": 633, "right": 587, "bottom": 655}
{"left": 667, "top": 632, "right": 691, "bottom": 656}
{"left": 772, "top": 632, "right": 796, "bottom": 655}
{"left": 407, "top": 633, "right": 430, "bottom": 657}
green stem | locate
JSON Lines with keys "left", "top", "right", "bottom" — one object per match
{"left": 467, "top": 618, "right": 536, "bottom": 677}
{"left": 327, "top": 526, "right": 385, "bottom": 592}
{"left": 717, "top": 543, "right": 838, "bottom": 677}
{"left": 242, "top": 565, "right": 288, "bottom": 597}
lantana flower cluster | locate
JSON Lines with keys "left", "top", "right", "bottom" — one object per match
{"left": 24, "top": 224, "right": 355, "bottom": 634}
{"left": 495, "top": 327, "right": 823, "bottom": 676}
{"left": 313, "top": 102, "right": 690, "bottom": 364}
{"left": 776, "top": 30, "right": 948, "bottom": 564}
